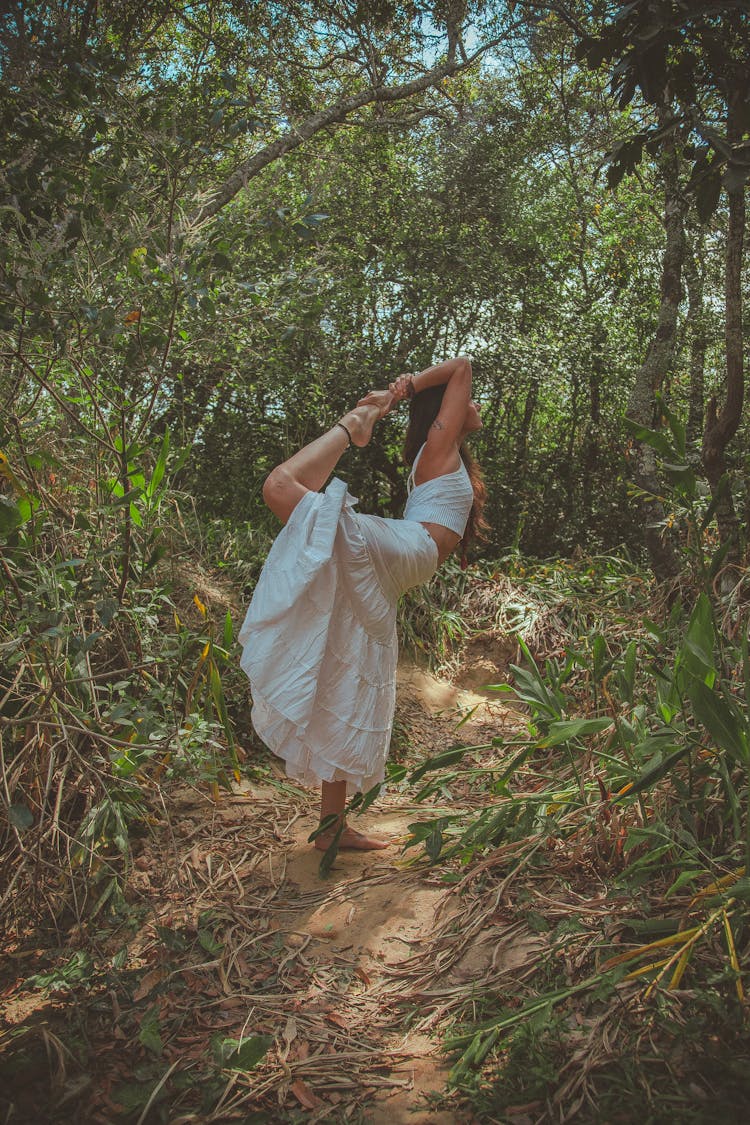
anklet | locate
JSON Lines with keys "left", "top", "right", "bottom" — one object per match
{"left": 336, "top": 421, "right": 352, "bottom": 446}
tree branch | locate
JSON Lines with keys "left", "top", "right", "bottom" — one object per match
{"left": 186, "top": 41, "right": 502, "bottom": 229}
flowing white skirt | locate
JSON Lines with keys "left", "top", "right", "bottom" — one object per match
{"left": 238, "top": 477, "right": 438, "bottom": 793}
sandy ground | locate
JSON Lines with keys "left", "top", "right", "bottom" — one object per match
{"left": 2, "top": 658, "right": 528, "bottom": 1124}
{"left": 228, "top": 660, "right": 520, "bottom": 1123}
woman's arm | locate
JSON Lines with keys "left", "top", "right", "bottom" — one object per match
{"left": 400, "top": 356, "right": 472, "bottom": 398}
{"left": 356, "top": 355, "right": 472, "bottom": 444}
{"left": 393, "top": 356, "right": 472, "bottom": 458}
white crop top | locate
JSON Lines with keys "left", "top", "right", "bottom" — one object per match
{"left": 403, "top": 444, "right": 474, "bottom": 537}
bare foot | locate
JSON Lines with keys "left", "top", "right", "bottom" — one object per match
{"left": 314, "top": 826, "right": 390, "bottom": 851}
{"left": 339, "top": 404, "right": 381, "bottom": 447}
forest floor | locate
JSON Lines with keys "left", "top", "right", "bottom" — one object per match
{"left": 5, "top": 628, "right": 750, "bottom": 1124}
{"left": 2, "top": 657, "right": 537, "bottom": 1124}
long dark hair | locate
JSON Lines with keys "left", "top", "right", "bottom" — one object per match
{"left": 404, "top": 384, "right": 487, "bottom": 567}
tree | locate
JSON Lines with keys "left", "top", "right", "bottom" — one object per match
{"left": 572, "top": 0, "right": 750, "bottom": 577}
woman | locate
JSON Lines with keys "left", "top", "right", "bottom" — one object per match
{"left": 238, "top": 355, "right": 484, "bottom": 851}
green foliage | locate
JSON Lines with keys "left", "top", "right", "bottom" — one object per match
{"left": 22, "top": 951, "right": 94, "bottom": 993}
{"left": 0, "top": 424, "right": 242, "bottom": 926}
{"left": 211, "top": 1033, "right": 273, "bottom": 1071}
{"left": 409, "top": 573, "right": 750, "bottom": 867}
{"left": 2, "top": 7, "right": 750, "bottom": 1118}
{"left": 400, "top": 547, "right": 750, "bottom": 1108}
{"left": 462, "top": 988, "right": 750, "bottom": 1124}
{"left": 576, "top": 0, "right": 750, "bottom": 214}
{"left": 399, "top": 559, "right": 471, "bottom": 662}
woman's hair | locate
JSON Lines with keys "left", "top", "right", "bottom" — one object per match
{"left": 403, "top": 384, "right": 488, "bottom": 568}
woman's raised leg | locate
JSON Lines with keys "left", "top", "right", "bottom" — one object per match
{"left": 262, "top": 402, "right": 384, "bottom": 524}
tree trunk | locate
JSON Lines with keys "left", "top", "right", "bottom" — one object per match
{"left": 626, "top": 116, "right": 685, "bottom": 582}
{"left": 510, "top": 375, "right": 539, "bottom": 545}
{"left": 582, "top": 323, "right": 605, "bottom": 523}
{"left": 702, "top": 96, "right": 745, "bottom": 575}
{"left": 684, "top": 229, "right": 707, "bottom": 448}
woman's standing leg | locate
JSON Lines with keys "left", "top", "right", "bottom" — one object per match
{"left": 316, "top": 780, "right": 389, "bottom": 852}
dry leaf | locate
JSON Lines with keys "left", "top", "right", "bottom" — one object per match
{"left": 133, "top": 968, "right": 163, "bottom": 1002}
{"left": 283, "top": 1015, "right": 297, "bottom": 1046}
{"left": 290, "top": 1079, "right": 320, "bottom": 1109}
{"left": 219, "top": 997, "right": 245, "bottom": 1010}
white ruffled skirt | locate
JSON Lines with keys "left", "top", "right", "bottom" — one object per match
{"left": 238, "top": 477, "right": 439, "bottom": 793}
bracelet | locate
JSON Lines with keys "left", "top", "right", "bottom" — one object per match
{"left": 405, "top": 373, "right": 417, "bottom": 399}
{"left": 336, "top": 421, "right": 352, "bottom": 446}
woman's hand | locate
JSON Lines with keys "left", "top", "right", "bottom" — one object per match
{"left": 389, "top": 373, "right": 413, "bottom": 402}
{"left": 356, "top": 388, "right": 394, "bottom": 416}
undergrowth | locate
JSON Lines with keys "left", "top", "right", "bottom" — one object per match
{"left": 3, "top": 408, "right": 750, "bottom": 1123}
{"left": 399, "top": 519, "right": 750, "bottom": 1120}
{"left": 0, "top": 425, "right": 251, "bottom": 938}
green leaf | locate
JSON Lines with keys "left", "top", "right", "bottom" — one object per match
{"left": 689, "top": 680, "right": 748, "bottom": 762}
{"left": 317, "top": 819, "right": 345, "bottom": 877}
{"left": 623, "top": 417, "right": 674, "bottom": 457}
{"left": 111, "top": 1083, "right": 152, "bottom": 1112}
{"left": 146, "top": 428, "right": 170, "bottom": 499}
{"left": 426, "top": 825, "right": 443, "bottom": 863}
{"left": 409, "top": 745, "right": 470, "bottom": 783}
{"left": 24, "top": 951, "right": 93, "bottom": 992}
{"left": 662, "top": 462, "right": 696, "bottom": 493}
{"left": 8, "top": 802, "right": 34, "bottom": 830}
{"left": 681, "top": 593, "right": 716, "bottom": 678}
{"left": 403, "top": 816, "right": 457, "bottom": 851}
{"left": 198, "top": 927, "right": 223, "bottom": 956}
{"left": 223, "top": 610, "right": 233, "bottom": 648}
{"left": 619, "top": 640, "right": 637, "bottom": 703}
{"left": 209, "top": 662, "right": 234, "bottom": 750}
{"left": 138, "top": 1007, "right": 163, "bottom": 1056}
{"left": 612, "top": 745, "right": 689, "bottom": 802}
{"left": 509, "top": 640, "right": 564, "bottom": 719}
{"left": 212, "top": 1034, "right": 272, "bottom": 1070}
{"left": 356, "top": 779, "right": 384, "bottom": 814}
{"left": 16, "top": 495, "right": 38, "bottom": 523}
{"left": 109, "top": 486, "right": 144, "bottom": 507}
{"left": 665, "top": 869, "right": 706, "bottom": 898}
{"left": 539, "top": 718, "right": 612, "bottom": 747}
{"left": 0, "top": 496, "right": 22, "bottom": 534}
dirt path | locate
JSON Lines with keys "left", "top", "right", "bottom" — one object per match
{"left": 2, "top": 661, "right": 529, "bottom": 1124}
{"left": 220, "top": 661, "right": 522, "bottom": 1122}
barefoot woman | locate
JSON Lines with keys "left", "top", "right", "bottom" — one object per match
{"left": 239, "top": 356, "right": 484, "bottom": 851}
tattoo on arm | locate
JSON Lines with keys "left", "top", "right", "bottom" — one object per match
{"left": 431, "top": 420, "right": 445, "bottom": 431}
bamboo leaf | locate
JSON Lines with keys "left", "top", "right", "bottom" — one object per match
{"left": 612, "top": 744, "right": 689, "bottom": 802}
{"left": 139, "top": 1007, "right": 163, "bottom": 1056}
{"left": 688, "top": 680, "right": 748, "bottom": 761}
{"left": 212, "top": 1033, "right": 272, "bottom": 1070}
{"left": 539, "top": 718, "right": 613, "bottom": 747}
{"left": 409, "top": 745, "right": 471, "bottom": 783}
{"left": 146, "top": 427, "right": 170, "bottom": 499}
